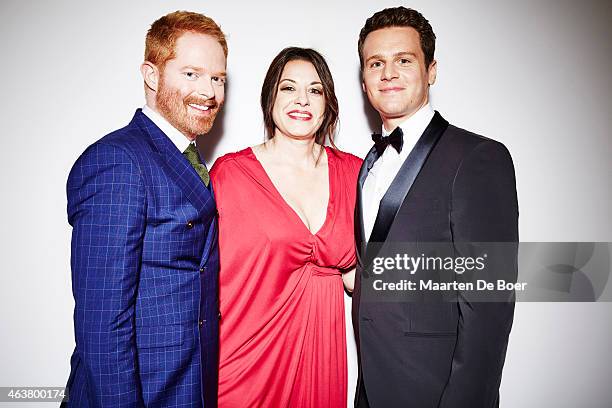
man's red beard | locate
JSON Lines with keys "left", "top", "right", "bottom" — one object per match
{"left": 156, "top": 79, "right": 221, "bottom": 139}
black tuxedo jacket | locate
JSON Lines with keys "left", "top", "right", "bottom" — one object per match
{"left": 352, "top": 112, "right": 518, "bottom": 408}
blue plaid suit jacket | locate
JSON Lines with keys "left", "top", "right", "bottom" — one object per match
{"left": 64, "top": 110, "right": 219, "bottom": 407}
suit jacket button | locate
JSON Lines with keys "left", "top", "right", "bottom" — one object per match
{"left": 199, "top": 319, "right": 205, "bottom": 327}
{"left": 200, "top": 267, "right": 205, "bottom": 273}
{"left": 218, "top": 312, "right": 222, "bottom": 320}
{"left": 186, "top": 221, "right": 194, "bottom": 229}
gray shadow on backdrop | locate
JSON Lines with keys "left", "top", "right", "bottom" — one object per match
{"left": 197, "top": 80, "right": 229, "bottom": 164}
{"left": 357, "top": 70, "right": 380, "bottom": 133}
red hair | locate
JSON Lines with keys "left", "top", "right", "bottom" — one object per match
{"left": 145, "top": 11, "right": 227, "bottom": 67}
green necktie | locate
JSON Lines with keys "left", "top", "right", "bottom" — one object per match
{"left": 183, "top": 143, "right": 210, "bottom": 187}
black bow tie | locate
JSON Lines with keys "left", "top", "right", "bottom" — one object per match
{"left": 372, "top": 126, "right": 403, "bottom": 155}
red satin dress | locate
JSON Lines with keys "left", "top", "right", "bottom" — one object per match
{"left": 210, "top": 147, "right": 362, "bottom": 408}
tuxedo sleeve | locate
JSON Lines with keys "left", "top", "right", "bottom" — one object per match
{"left": 439, "top": 140, "right": 518, "bottom": 408}
{"left": 67, "top": 142, "right": 146, "bottom": 407}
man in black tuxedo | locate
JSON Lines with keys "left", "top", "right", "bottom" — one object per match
{"left": 351, "top": 7, "right": 518, "bottom": 408}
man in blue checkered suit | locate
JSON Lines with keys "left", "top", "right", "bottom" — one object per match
{"left": 63, "top": 11, "right": 227, "bottom": 407}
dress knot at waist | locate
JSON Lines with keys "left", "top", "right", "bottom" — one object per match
{"left": 307, "top": 264, "right": 342, "bottom": 277}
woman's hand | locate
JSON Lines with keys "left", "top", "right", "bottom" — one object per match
{"left": 342, "top": 268, "right": 355, "bottom": 293}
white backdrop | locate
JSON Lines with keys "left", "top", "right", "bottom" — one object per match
{"left": 1, "top": 0, "right": 611, "bottom": 407}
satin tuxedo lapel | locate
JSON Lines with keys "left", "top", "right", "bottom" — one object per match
{"left": 362, "top": 111, "right": 449, "bottom": 267}
{"left": 355, "top": 145, "right": 380, "bottom": 267}
{"left": 134, "top": 110, "right": 215, "bottom": 214}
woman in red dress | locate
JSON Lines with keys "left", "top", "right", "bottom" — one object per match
{"left": 211, "top": 47, "right": 362, "bottom": 407}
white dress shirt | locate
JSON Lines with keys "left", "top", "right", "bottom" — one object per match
{"left": 142, "top": 105, "right": 193, "bottom": 153}
{"left": 362, "top": 103, "right": 435, "bottom": 242}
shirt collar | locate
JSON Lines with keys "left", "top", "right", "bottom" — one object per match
{"left": 142, "top": 104, "right": 193, "bottom": 153}
{"left": 382, "top": 103, "right": 435, "bottom": 137}
{"left": 382, "top": 103, "right": 435, "bottom": 158}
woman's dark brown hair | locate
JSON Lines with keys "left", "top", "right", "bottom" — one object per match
{"left": 261, "top": 47, "right": 338, "bottom": 148}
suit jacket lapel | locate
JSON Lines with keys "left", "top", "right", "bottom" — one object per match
{"left": 355, "top": 146, "right": 379, "bottom": 267}
{"left": 364, "top": 111, "right": 449, "bottom": 265}
{"left": 133, "top": 110, "right": 214, "bottom": 213}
